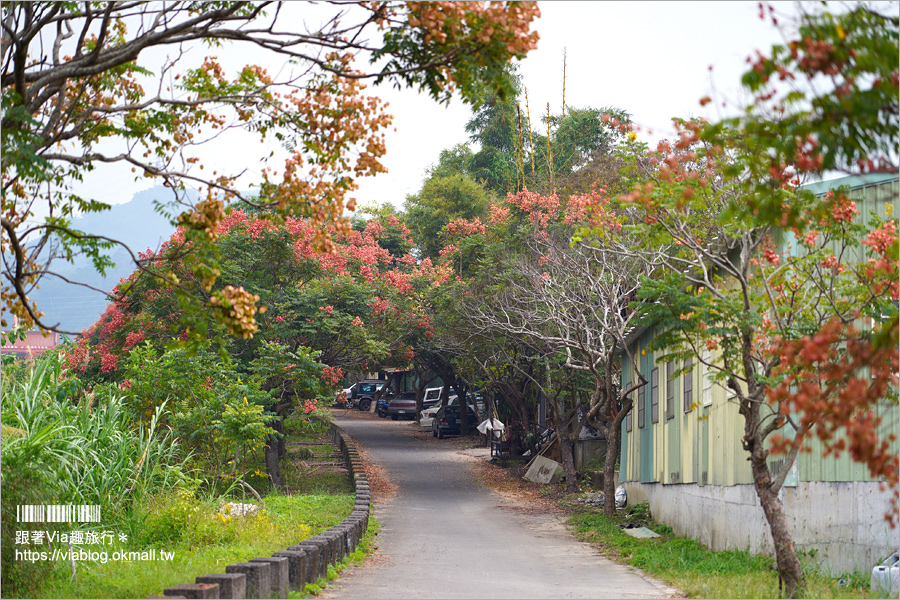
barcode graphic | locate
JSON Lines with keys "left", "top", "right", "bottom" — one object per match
{"left": 16, "top": 505, "right": 101, "bottom": 523}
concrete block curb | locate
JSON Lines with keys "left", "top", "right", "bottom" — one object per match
{"left": 196, "top": 574, "right": 246, "bottom": 599}
{"left": 156, "top": 423, "right": 371, "bottom": 598}
{"left": 272, "top": 549, "right": 308, "bottom": 590}
{"left": 163, "top": 583, "right": 219, "bottom": 598}
{"left": 287, "top": 542, "right": 323, "bottom": 582}
{"left": 249, "top": 557, "right": 288, "bottom": 598}
{"left": 226, "top": 561, "right": 271, "bottom": 599}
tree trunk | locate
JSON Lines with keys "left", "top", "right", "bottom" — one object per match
{"left": 412, "top": 367, "right": 431, "bottom": 418}
{"left": 452, "top": 381, "right": 471, "bottom": 434}
{"left": 738, "top": 370, "right": 806, "bottom": 599}
{"left": 602, "top": 422, "right": 620, "bottom": 517}
{"left": 559, "top": 432, "right": 578, "bottom": 493}
{"left": 274, "top": 415, "right": 287, "bottom": 459}
{"left": 749, "top": 443, "right": 806, "bottom": 598}
{"left": 265, "top": 433, "right": 285, "bottom": 491}
{"left": 500, "top": 387, "right": 528, "bottom": 454}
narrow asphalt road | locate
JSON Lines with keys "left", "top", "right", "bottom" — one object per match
{"left": 324, "top": 410, "right": 677, "bottom": 599}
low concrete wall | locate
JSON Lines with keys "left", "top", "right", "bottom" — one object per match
{"left": 623, "top": 480, "right": 898, "bottom": 575}
{"left": 155, "top": 424, "right": 371, "bottom": 599}
{"left": 574, "top": 439, "right": 607, "bottom": 471}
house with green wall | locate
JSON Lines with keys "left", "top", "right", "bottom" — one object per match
{"left": 617, "top": 172, "right": 899, "bottom": 575}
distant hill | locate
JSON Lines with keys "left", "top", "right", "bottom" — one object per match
{"left": 11, "top": 187, "right": 181, "bottom": 335}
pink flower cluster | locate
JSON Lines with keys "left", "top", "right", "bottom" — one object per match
{"left": 98, "top": 305, "right": 126, "bottom": 340}
{"left": 489, "top": 204, "right": 510, "bottom": 225}
{"left": 383, "top": 269, "right": 412, "bottom": 294}
{"left": 100, "top": 351, "right": 119, "bottom": 373}
{"left": 507, "top": 189, "right": 561, "bottom": 228}
{"left": 216, "top": 209, "right": 249, "bottom": 237}
{"left": 63, "top": 341, "right": 91, "bottom": 372}
{"left": 828, "top": 192, "right": 858, "bottom": 223}
{"left": 322, "top": 365, "right": 343, "bottom": 385}
{"left": 359, "top": 264, "right": 377, "bottom": 281}
{"left": 862, "top": 221, "right": 899, "bottom": 300}
{"left": 123, "top": 330, "right": 146, "bottom": 350}
{"left": 370, "top": 296, "right": 390, "bottom": 315}
{"left": 862, "top": 220, "right": 897, "bottom": 256}
{"left": 446, "top": 218, "right": 486, "bottom": 236}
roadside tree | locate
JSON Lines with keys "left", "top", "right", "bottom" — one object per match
{"left": 68, "top": 205, "right": 435, "bottom": 487}
{"left": 621, "top": 6, "right": 898, "bottom": 594}
{"left": 446, "top": 188, "right": 659, "bottom": 500}
{"left": 1, "top": 1, "right": 540, "bottom": 334}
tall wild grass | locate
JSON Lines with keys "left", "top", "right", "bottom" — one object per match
{"left": 1, "top": 353, "right": 189, "bottom": 596}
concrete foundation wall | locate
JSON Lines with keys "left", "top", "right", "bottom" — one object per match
{"left": 574, "top": 439, "right": 607, "bottom": 470}
{"left": 623, "top": 480, "right": 898, "bottom": 575}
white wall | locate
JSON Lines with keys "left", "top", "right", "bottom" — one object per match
{"left": 623, "top": 481, "right": 898, "bottom": 575}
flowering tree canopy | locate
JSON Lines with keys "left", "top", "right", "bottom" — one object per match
{"left": 616, "top": 4, "right": 898, "bottom": 597}
{"left": 1, "top": 1, "right": 540, "bottom": 333}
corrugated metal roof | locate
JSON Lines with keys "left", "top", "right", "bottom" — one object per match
{"left": 800, "top": 172, "right": 899, "bottom": 196}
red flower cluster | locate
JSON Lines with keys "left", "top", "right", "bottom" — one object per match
{"left": 322, "top": 365, "right": 343, "bottom": 385}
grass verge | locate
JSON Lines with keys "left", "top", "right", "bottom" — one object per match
{"left": 566, "top": 502, "right": 875, "bottom": 599}
{"left": 36, "top": 423, "right": 356, "bottom": 599}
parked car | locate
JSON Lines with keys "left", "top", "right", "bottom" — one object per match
{"left": 432, "top": 404, "right": 478, "bottom": 439}
{"left": 335, "top": 383, "right": 356, "bottom": 407}
{"left": 419, "top": 394, "right": 458, "bottom": 428}
{"left": 387, "top": 391, "right": 418, "bottom": 420}
{"left": 351, "top": 379, "right": 388, "bottom": 412}
{"left": 420, "top": 393, "right": 486, "bottom": 428}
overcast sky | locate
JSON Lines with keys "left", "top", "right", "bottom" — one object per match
{"left": 355, "top": 1, "right": 794, "bottom": 209}
{"left": 75, "top": 1, "right": 799, "bottom": 212}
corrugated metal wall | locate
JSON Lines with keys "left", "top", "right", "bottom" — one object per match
{"left": 620, "top": 173, "right": 899, "bottom": 488}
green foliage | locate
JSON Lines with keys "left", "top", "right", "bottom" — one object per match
{"left": 40, "top": 489, "right": 346, "bottom": 600}
{"left": 404, "top": 172, "right": 495, "bottom": 258}
{"left": 249, "top": 341, "right": 331, "bottom": 405}
{"left": 467, "top": 84, "right": 522, "bottom": 194}
{"left": 14, "top": 400, "right": 354, "bottom": 599}
{"left": 135, "top": 491, "right": 294, "bottom": 549}
{"left": 1, "top": 353, "right": 190, "bottom": 510}
{"left": 0, "top": 353, "right": 190, "bottom": 596}
{"left": 428, "top": 143, "right": 476, "bottom": 179}
{"left": 712, "top": 5, "right": 898, "bottom": 227}
{"left": 0, "top": 324, "right": 27, "bottom": 346}
{"left": 373, "top": 3, "right": 539, "bottom": 105}
{"left": 552, "top": 107, "right": 629, "bottom": 169}
{"left": 214, "top": 398, "right": 275, "bottom": 475}
{"left": 118, "top": 343, "right": 274, "bottom": 479}
{"left": 0, "top": 357, "right": 72, "bottom": 597}
{"left": 353, "top": 204, "right": 416, "bottom": 260}
{"left": 3, "top": 1, "right": 540, "bottom": 334}
{"left": 615, "top": 5, "right": 899, "bottom": 596}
